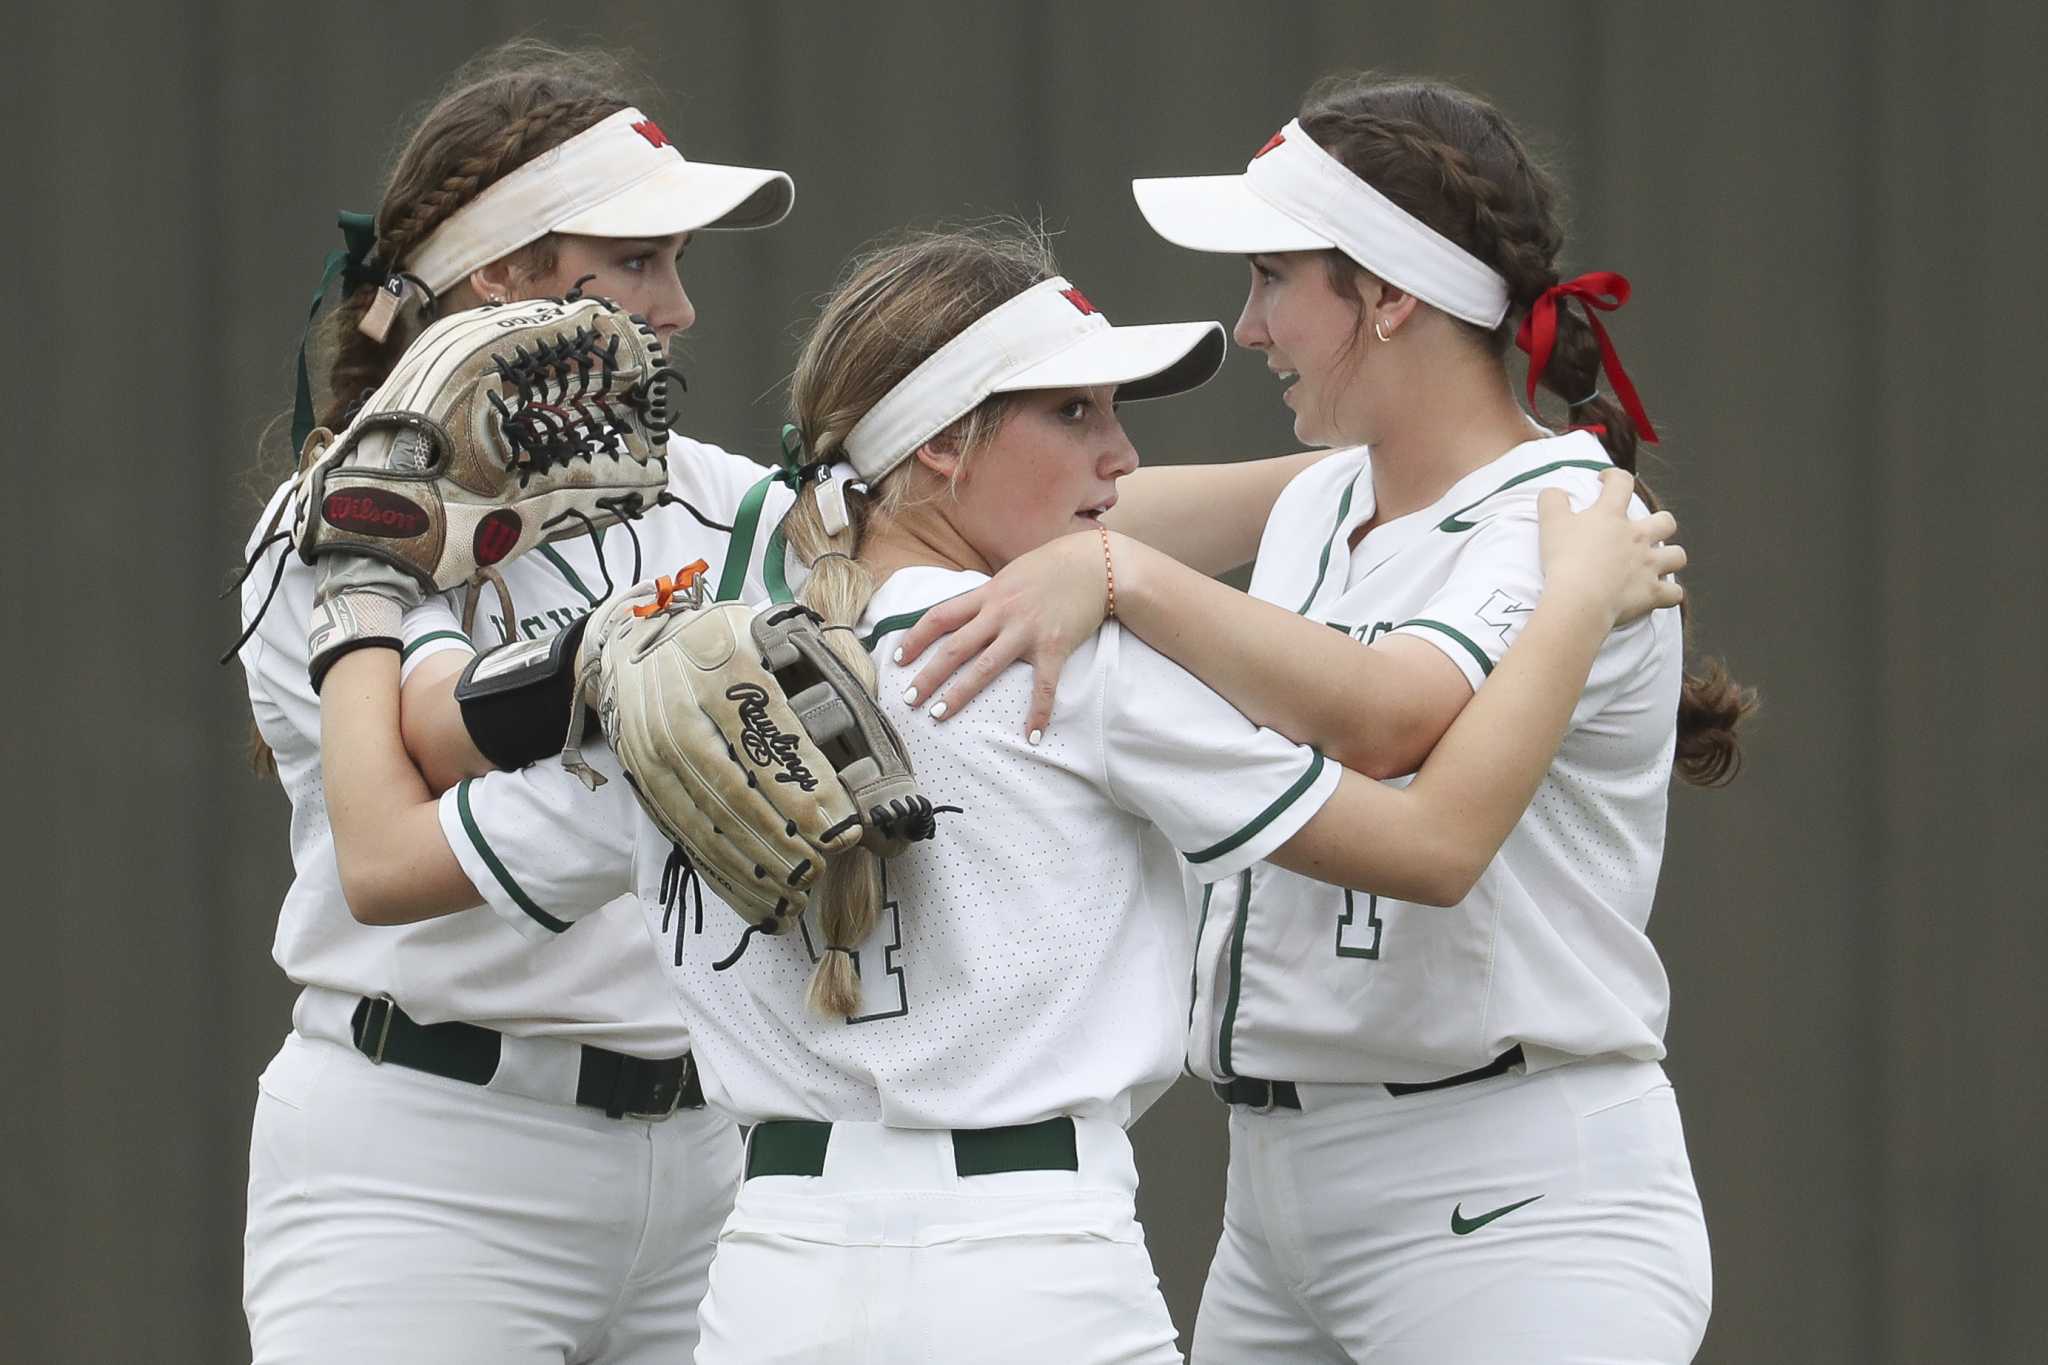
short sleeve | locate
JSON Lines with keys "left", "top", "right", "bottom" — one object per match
{"left": 398, "top": 594, "right": 474, "bottom": 683}
{"left": 437, "top": 747, "right": 639, "bottom": 941}
{"left": 1390, "top": 507, "right": 1547, "bottom": 691}
{"left": 1098, "top": 628, "right": 1340, "bottom": 883}
{"left": 1392, "top": 492, "right": 1660, "bottom": 719}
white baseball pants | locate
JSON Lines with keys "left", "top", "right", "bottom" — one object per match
{"left": 694, "top": 1116, "right": 1184, "bottom": 1364}
{"left": 244, "top": 1032, "right": 742, "bottom": 1364}
{"left": 1193, "top": 1057, "right": 1712, "bottom": 1364}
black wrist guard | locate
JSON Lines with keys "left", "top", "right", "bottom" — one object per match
{"left": 454, "top": 614, "right": 596, "bottom": 770}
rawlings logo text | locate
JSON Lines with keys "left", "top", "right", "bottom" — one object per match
{"left": 323, "top": 489, "right": 428, "bottom": 539}
{"left": 726, "top": 684, "right": 820, "bottom": 791}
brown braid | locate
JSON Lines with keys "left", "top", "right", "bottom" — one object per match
{"left": 316, "top": 80, "right": 632, "bottom": 435}
{"left": 242, "top": 41, "right": 645, "bottom": 774}
{"left": 1299, "top": 74, "right": 1755, "bottom": 787}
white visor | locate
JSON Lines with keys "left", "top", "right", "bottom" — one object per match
{"left": 841, "top": 277, "right": 1225, "bottom": 483}
{"left": 406, "top": 108, "right": 794, "bottom": 295}
{"left": 1133, "top": 118, "right": 1509, "bottom": 329}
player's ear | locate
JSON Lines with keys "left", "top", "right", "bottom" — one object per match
{"left": 914, "top": 434, "right": 962, "bottom": 481}
{"left": 468, "top": 260, "right": 519, "bottom": 306}
{"left": 1372, "top": 283, "right": 1420, "bottom": 338}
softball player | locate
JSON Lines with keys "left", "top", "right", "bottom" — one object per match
{"left": 234, "top": 43, "right": 803, "bottom": 1364}
{"left": 891, "top": 79, "right": 1751, "bottom": 1363}
{"left": 315, "top": 224, "right": 1685, "bottom": 1364}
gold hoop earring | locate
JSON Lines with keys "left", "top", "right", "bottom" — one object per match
{"left": 1373, "top": 319, "right": 1393, "bottom": 343}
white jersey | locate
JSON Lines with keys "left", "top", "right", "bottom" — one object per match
{"left": 236, "top": 435, "right": 793, "bottom": 1056}
{"left": 450, "top": 565, "right": 1339, "bottom": 1129}
{"left": 1188, "top": 431, "right": 1683, "bottom": 1086}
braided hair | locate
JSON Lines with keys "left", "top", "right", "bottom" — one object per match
{"left": 244, "top": 42, "right": 641, "bottom": 775}
{"left": 779, "top": 222, "right": 1056, "bottom": 1016}
{"left": 315, "top": 42, "right": 642, "bottom": 435}
{"left": 1300, "top": 74, "right": 1755, "bottom": 786}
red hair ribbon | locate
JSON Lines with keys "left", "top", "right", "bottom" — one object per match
{"left": 1515, "top": 271, "right": 1659, "bottom": 444}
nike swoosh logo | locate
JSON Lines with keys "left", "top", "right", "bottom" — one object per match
{"left": 1449, "top": 1194, "right": 1544, "bottom": 1235}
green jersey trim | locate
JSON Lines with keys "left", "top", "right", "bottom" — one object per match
{"left": 715, "top": 472, "right": 778, "bottom": 602}
{"left": 1186, "top": 750, "right": 1327, "bottom": 865}
{"left": 858, "top": 588, "right": 977, "bottom": 652}
{"left": 1216, "top": 871, "right": 1253, "bottom": 1077}
{"left": 1436, "top": 458, "right": 1609, "bottom": 533}
{"left": 763, "top": 517, "right": 796, "bottom": 604}
{"left": 859, "top": 606, "right": 933, "bottom": 653}
{"left": 1398, "top": 618, "right": 1494, "bottom": 677}
{"left": 536, "top": 544, "right": 599, "bottom": 607}
{"left": 1187, "top": 881, "right": 1215, "bottom": 1044}
{"left": 401, "top": 630, "right": 470, "bottom": 662}
{"left": 1295, "top": 473, "right": 1361, "bottom": 614}
{"left": 455, "top": 779, "right": 569, "bottom": 934}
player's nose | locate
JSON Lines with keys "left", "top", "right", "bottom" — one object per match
{"left": 1233, "top": 293, "right": 1270, "bottom": 351}
{"left": 650, "top": 262, "right": 696, "bottom": 339}
{"left": 1100, "top": 422, "right": 1140, "bottom": 479}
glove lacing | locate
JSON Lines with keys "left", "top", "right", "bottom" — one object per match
{"left": 219, "top": 295, "right": 671, "bottom": 668}
{"left": 658, "top": 842, "right": 706, "bottom": 967}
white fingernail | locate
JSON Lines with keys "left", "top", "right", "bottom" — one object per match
{"left": 1028, "top": 729, "right": 1043, "bottom": 746}
{"left": 928, "top": 701, "right": 948, "bottom": 720}
{"left": 902, "top": 685, "right": 919, "bottom": 705}
{"left": 892, "top": 647, "right": 904, "bottom": 663}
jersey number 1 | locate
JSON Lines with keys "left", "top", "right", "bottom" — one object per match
{"left": 1336, "top": 890, "right": 1383, "bottom": 960}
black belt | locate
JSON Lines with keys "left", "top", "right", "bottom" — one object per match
{"left": 1212, "top": 1045, "right": 1526, "bottom": 1110}
{"left": 349, "top": 996, "right": 703, "bottom": 1120}
{"left": 744, "top": 1116, "right": 1080, "bottom": 1180}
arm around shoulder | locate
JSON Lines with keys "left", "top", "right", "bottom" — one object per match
{"left": 1104, "top": 449, "right": 1333, "bottom": 576}
{"left": 1264, "top": 473, "right": 1685, "bottom": 905}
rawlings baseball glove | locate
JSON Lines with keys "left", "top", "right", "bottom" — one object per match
{"left": 573, "top": 567, "right": 943, "bottom": 932}
{"left": 280, "top": 294, "right": 679, "bottom": 688}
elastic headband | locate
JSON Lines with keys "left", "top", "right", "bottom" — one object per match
{"left": 1249, "top": 120, "right": 1509, "bottom": 326}
{"left": 1134, "top": 118, "right": 1510, "bottom": 329}
{"left": 844, "top": 278, "right": 1099, "bottom": 480}
{"left": 822, "top": 277, "right": 1222, "bottom": 535}
{"left": 843, "top": 277, "right": 1222, "bottom": 478}
{"left": 406, "top": 107, "right": 793, "bottom": 297}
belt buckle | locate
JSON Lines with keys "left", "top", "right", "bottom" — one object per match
{"left": 360, "top": 995, "right": 397, "bottom": 1065}
{"left": 1212, "top": 1076, "right": 1280, "bottom": 1114}
{"left": 621, "top": 1055, "right": 691, "bottom": 1122}
{"left": 623, "top": 1086, "right": 683, "bottom": 1122}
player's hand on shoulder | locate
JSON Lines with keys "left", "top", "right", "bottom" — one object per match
{"left": 1536, "top": 469, "right": 1685, "bottom": 628}
{"left": 894, "top": 529, "right": 1113, "bottom": 742}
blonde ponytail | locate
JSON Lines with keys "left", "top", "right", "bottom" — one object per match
{"left": 781, "top": 220, "right": 1060, "bottom": 1014}
{"left": 779, "top": 454, "right": 887, "bottom": 1016}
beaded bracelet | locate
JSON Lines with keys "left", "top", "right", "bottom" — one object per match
{"left": 1098, "top": 525, "right": 1117, "bottom": 619}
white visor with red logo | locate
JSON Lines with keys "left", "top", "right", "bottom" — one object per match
{"left": 1132, "top": 118, "right": 1509, "bottom": 329}
{"left": 407, "top": 107, "right": 794, "bottom": 295}
{"left": 842, "top": 276, "right": 1225, "bottom": 484}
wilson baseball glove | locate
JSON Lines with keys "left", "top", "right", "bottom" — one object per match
{"left": 575, "top": 569, "right": 944, "bottom": 932}
{"left": 289, "top": 294, "right": 680, "bottom": 688}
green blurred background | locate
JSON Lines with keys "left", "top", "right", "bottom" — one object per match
{"left": 4, "top": 2, "right": 2043, "bottom": 1360}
